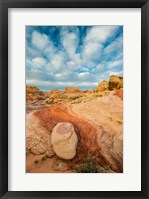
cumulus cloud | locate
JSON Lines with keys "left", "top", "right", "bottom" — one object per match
{"left": 26, "top": 70, "right": 54, "bottom": 81}
{"left": 32, "top": 31, "right": 49, "bottom": 50}
{"left": 104, "top": 35, "right": 123, "bottom": 55}
{"left": 107, "top": 59, "right": 123, "bottom": 69}
{"left": 26, "top": 26, "right": 123, "bottom": 91}
{"left": 82, "top": 42, "right": 103, "bottom": 64}
{"left": 31, "top": 57, "right": 47, "bottom": 68}
{"left": 61, "top": 32, "right": 78, "bottom": 57}
{"left": 43, "top": 45, "right": 57, "bottom": 60}
{"left": 85, "top": 26, "right": 118, "bottom": 44}
{"left": 92, "top": 64, "right": 104, "bottom": 73}
{"left": 81, "top": 26, "right": 119, "bottom": 65}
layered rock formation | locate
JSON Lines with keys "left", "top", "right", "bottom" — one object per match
{"left": 96, "top": 75, "right": 123, "bottom": 92}
{"left": 65, "top": 87, "right": 82, "bottom": 93}
{"left": 46, "top": 87, "right": 84, "bottom": 105}
{"left": 26, "top": 75, "right": 123, "bottom": 173}
{"left": 26, "top": 93, "right": 123, "bottom": 172}
{"left": 26, "top": 112, "right": 55, "bottom": 157}
{"left": 26, "top": 86, "right": 48, "bottom": 112}
{"left": 26, "top": 86, "right": 47, "bottom": 102}
{"left": 108, "top": 75, "right": 123, "bottom": 90}
{"left": 96, "top": 80, "right": 109, "bottom": 92}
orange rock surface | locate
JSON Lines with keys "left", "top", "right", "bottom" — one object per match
{"left": 26, "top": 76, "right": 123, "bottom": 173}
{"left": 26, "top": 92, "right": 123, "bottom": 173}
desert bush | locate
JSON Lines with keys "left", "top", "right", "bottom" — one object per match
{"left": 41, "top": 156, "right": 47, "bottom": 161}
{"left": 75, "top": 154, "right": 110, "bottom": 173}
{"left": 34, "top": 159, "right": 39, "bottom": 164}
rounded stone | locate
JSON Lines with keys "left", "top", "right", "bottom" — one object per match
{"left": 51, "top": 122, "right": 78, "bottom": 160}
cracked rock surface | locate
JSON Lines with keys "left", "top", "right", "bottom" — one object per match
{"left": 26, "top": 89, "right": 123, "bottom": 173}
{"left": 26, "top": 113, "right": 55, "bottom": 157}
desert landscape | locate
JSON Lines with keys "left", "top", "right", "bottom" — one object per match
{"left": 26, "top": 75, "right": 123, "bottom": 173}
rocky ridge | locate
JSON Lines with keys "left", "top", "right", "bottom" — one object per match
{"left": 26, "top": 75, "right": 123, "bottom": 173}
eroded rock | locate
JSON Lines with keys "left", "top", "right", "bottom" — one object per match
{"left": 96, "top": 80, "right": 109, "bottom": 92}
{"left": 108, "top": 75, "right": 123, "bottom": 90}
{"left": 26, "top": 113, "right": 55, "bottom": 156}
{"left": 51, "top": 122, "right": 78, "bottom": 160}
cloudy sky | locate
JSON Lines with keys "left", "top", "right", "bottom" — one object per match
{"left": 26, "top": 26, "right": 123, "bottom": 91}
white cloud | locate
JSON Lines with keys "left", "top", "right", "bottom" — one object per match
{"left": 55, "top": 72, "right": 76, "bottom": 81}
{"left": 85, "top": 26, "right": 118, "bottom": 44}
{"left": 66, "top": 61, "right": 77, "bottom": 70}
{"left": 71, "top": 53, "right": 82, "bottom": 64}
{"left": 78, "top": 72, "right": 96, "bottom": 82}
{"left": 26, "top": 79, "right": 98, "bottom": 90}
{"left": 32, "top": 31, "right": 49, "bottom": 50}
{"left": 45, "top": 51, "right": 66, "bottom": 71}
{"left": 26, "top": 26, "right": 123, "bottom": 91}
{"left": 104, "top": 35, "right": 123, "bottom": 55}
{"left": 107, "top": 59, "right": 123, "bottom": 69}
{"left": 108, "top": 70, "right": 123, "bottom": 76}
{"left": 66, "top": 53, "right": 83, "bottom": 71}
{"left": 92, "top": 63, "right": 104, "bottom": 73}
{"left": 51, "top": 53, "right": 64, "bottom": 69}
{"left": 61, "top": 30, "right": 79, "bottom": 57}
{"left": 82, "top": 42, "right": 103, "bottom": 64}
{"left": 26, "top": 69, "right": 53, "bottom": 81}
{"left": 44, "top": 45, "right": 56, "bottom": 60}
{"left": 82, "top": 26, "right": 120, "bottom": 65}
{"left": 78, "top": 72, "right": 89, "bottom": 77}
{"left": 26, "top": 46, "right": 41, "bottom": 57}
{"left": 31, "top": 57, "right": 47, "bottom": 68}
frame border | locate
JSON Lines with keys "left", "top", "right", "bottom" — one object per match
{"left": 0, "top": 0, "right": 149, "bottom": 198}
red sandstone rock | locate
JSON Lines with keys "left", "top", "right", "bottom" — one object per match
{"left": 32, "top": 96, "right": 123, "bottom": 172}
{"left": 114, "top": 89, "right": 123, "bottom": 100}
{"left": 26, "top": 77, "right": 123, "bottom": 173}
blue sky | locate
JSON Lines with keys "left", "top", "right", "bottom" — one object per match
{"left": 26, "top": 26, "right": 123, "bottom": 91}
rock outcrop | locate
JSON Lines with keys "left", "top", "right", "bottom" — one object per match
{"left": 65, "top": 87, "right": 82, "bottom": 93}
{"left": 96, "top": 75, "right": 123, "bottom": 92}
{"left": 26, "top": 86, "right": 48, "bottom": 112}
{"left": 26, "top": 75, "right": 123, "bottom": 112}
{"left": 26, "top": 86, "right": 47, "bottom": 101}
{"left": 96, "top": 80, "right": 109, "bottom": 92}
{"left": 26, "top": 86, "right": 41, "bottom": 95}
{"left": 51, "top": 122, "right": 78, "bottom": 160}
{"left": 46, "top": 89, "right": 84, "bottom": 105}
{"left": 26, "top": 76, "right": 123, "bottom": 173}
{"left": 87, "top": 88, "right": 94, "bottom": 93}
{"left": 108, "top": 75, "right": 123, "bottom": 90}
{"left": 26, "top": 113, "right": 55, "bottom": 157}
{"left": 31, "top": 92, "right": 123, "bottom": 172}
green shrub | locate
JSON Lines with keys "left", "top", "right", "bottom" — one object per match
{"left": 75, "top": 154, "right": 110, "bottom": 173}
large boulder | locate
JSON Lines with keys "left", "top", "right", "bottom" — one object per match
{"left": 108, "top": 75, "right": 123, "bottom": 90}
{"left": 51, "top": 122, "right": 78, "bottom": 160}
{"left": 96, "top": 80, "right": 109, "bottom": 92}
